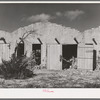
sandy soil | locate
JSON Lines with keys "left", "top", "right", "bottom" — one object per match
{"left": 0, "top": 69, "right": 100, "bottom": 88}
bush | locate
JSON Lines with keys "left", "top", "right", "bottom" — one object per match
{"left": 0, "top": 53, "right": 36, "bottom": 79}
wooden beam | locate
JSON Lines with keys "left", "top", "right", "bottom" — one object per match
{"left": 55, "top": 38, "right": 60, "bottom": 44}
{"left": 74, "top": 38, "right": 79, "bottom": 44}
{"left": 37, "top": 38, "right": 42, "bottom": 44}
{"left": 92, "top": 38, "right": 97, "bottom": 45}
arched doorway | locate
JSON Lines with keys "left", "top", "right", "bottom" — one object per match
{"left": 17, "top": 41, "right": 24, "bottom": 58}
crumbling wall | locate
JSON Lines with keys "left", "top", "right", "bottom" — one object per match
{"left": 1, "top": 22, "right": 100, "bottom": 70}
{"left": 0, "top": 31, "right": 12, "bottom": 62}
{"left": 12, "top": 22, "right": 82, "bottom": 44}
{"left": 83, "top": 27, "right": 100, "bottom": 70}
{"left": 11, "top": 22, "right": 82, "bottom": 67}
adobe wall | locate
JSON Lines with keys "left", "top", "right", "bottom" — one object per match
{"left": 11, "top": 22, "right": 83, "bottom": 67}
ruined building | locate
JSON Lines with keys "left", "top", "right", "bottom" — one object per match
{"left": 0, "top": 22, "right": 99, "bottom": 71}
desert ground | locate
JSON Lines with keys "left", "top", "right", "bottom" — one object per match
{"left": 0, "top": 69, "right": 100, "bottom": 88}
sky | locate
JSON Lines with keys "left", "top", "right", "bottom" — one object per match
{"left": 0, "top": 4, "right": 100, "bottom": 32}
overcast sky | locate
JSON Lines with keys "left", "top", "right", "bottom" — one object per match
{"left": 0, "top": 4, "right": 100, "bottom": 32}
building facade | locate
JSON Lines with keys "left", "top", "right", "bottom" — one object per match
{"left": 0, "top": 22, "right": 99, "bottom": 71}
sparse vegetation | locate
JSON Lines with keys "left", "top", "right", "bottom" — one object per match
{"left": 0, "top": 29, "right": 37, "bottom": 79}
{"left": 0, "top": 52, "right": 36, "bottom": 79}
{"left": 0, "top": 69, "right": 100, "bottom": 88}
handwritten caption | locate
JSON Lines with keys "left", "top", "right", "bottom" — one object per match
{"left": 43, "top": 89, "right": 54, "bottom": 93}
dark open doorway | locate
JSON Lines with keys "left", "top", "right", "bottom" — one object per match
{"left": 93, "top": 50, "right": 96, "bottom": 70}
{"left": 62, "top": 44, "right": 77, "bottom": 69}
{"left": 17, "top": 41, "right": 24, "bottom": 58}
{"left": 32, "top": 44, "right": 41, "bottom": 65}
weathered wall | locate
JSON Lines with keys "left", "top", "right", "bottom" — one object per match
{"left": 83, "top": 27, "right": 100, "bottom": 61}
{"left": 2, "top": 22, "right": 97, "bottom": 70}
{"left": 1, "top": 22, "right": 98, "bottom": 70}
{"left": 10, "top": 22, "right": 83, "bottom": 67}
{"left": 0, "top": 31, "right": 12, "bottom": 62}
{"left": 12, "top": 22, "right": 82, "bottom": 44}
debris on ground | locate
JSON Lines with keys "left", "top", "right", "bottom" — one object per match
{"left": 0, "top": 69, "right": 100, "bottom": 88}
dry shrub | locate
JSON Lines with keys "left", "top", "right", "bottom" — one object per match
{"left": 0, "top": 53, "right": 36, "bottom": 79}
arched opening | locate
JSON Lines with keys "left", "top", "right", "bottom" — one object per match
{"left": 17, "top": 41, "right": 24, "bottom": 58}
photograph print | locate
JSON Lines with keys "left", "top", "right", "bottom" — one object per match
{"left": 0, "top": 3, "right": 99, "bottom": 88}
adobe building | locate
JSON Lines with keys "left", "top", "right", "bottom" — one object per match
{"left": 0, "top": 22, "right": 100, "bottom": 71}
{"left": 11, "top": 22, "right": 83, "bottom": 70}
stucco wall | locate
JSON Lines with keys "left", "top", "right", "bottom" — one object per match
{"left": 10, "top": 22, "right": 82, "bottom": 61}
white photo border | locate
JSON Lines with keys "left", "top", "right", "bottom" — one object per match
{"left": 0, "top": 1, "right": 100, "bottom": 98}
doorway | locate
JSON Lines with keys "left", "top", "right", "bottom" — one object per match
{"left": 93, "top": 50, "right": 96, "bottom": 70}
{"left": 32, "top": 44, "right": 41, "bottom": 65}
{"left": 62, "top": 44, "right": 77, "bottom": 69}
{"left": 17, "top": 41, "right": 24, "bottom": 58}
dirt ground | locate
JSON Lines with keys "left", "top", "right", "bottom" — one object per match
{"left": 1, "top": 69, "right": 100, "bottom": 88}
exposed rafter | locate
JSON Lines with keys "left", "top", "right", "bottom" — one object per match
{"left": 92, "top": 38, "right": 97, "bottom": 45}
{"left": 55, "top": 38, "right": 60, "bottom": 44}
{"left": 37, "top": 38, "right": 42, "bottom": 44}
{"left": 74, "top": 38, "right": 79, "bottom": 44}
